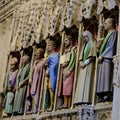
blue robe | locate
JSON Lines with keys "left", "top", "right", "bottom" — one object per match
{"left": 47, "top": 53, "right": 59, "bottom": 93}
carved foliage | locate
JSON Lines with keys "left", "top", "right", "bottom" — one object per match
{"left": 97, "top": 111, "right": 111, "bottom": 120}
{"left": 78, "top": 0, "right": 96, "bottom": 21}
{"left": 97, "top": 0, "right": 116, "bottom": 14}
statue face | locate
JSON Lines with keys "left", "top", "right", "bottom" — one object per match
{"left": 83, "top": 35, "right": 89, "bottom": 42}
{"left": 104, "top": 19, "right": 112, "bottom": 31}
{"left": 64, "top": 36, "right": 71, "bottom": 48}
{"left": 10, "top": 57, "right": 18, "bottom": 69}
{"left": 10, "top": 64, "right": 16, "bottom": 69}
{"left": 46, "top": 40, "right": 55, "bottom": 53}
{"left": 34, "top": 49, "right": 44, "bottom": 60}
{"left": 21, "top": 55, "right": 29, "bottom": 65}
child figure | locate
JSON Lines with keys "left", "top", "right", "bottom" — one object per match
{"left": 5, "top": 85, "right": 14, "bottom": 117}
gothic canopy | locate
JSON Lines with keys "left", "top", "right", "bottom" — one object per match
{"left": 1, "top": 0, "right": 119, "bottom": 51}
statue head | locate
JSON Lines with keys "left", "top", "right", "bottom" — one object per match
{"left": 10, "top": 57, "right": 19, "bottom": 70}
{"left": 34, "top": 48, "right": 45, "bottom": 60}
{"left": 46, "top": 38, "right": 56, "bottom": 54}
{"left": 64, "top": 35, "right": 72, "bottom": 48}
{"left": 83, "top": 30, "right": 93, "bottom": 43}
{"left": 104, "top": 18, "right": 116, "bottom": 31}
{"left": 21, "top": 55, "right": 30, "bottom": 66}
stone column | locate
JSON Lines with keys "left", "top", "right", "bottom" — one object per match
{"left": 112, "top": 55, "right": 120, "bottom": 120}
{"left": 112, "top": 3, "right": 120, "bottom": 120}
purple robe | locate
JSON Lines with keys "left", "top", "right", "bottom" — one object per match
{"left": 30, "top": 59, "right": 45, "bottom": 107}
{"left": 8, "top": 70, "right": 18, "bottom": 88}
{"left": 3, "top": 69, "right": 18, "bottom": 94}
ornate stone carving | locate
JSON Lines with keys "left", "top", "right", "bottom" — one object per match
{"left": 95, "top": 102, "right": 112, "bottom": 120}
{"left": 97, "top": 0, "right": 116, "bottom": 14}
{"left": 78, "top": 0, "right": 96, "bottom": 21}
{"left": 0, "top": 0, "right": 11, "bottom": 7}
{"left": 59, "top": 6, "right": 66, "bottom": 31}
{"left": 97, "top": 111, "right": 111, "bottom": 120}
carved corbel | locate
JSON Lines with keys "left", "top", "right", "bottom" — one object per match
{"left": 49, "top": 5, "right": 61, "bottom": 36}
{"left": 97, "top": 0, "right": 116, "bottom": 14}
{"left": 78, "top": 0, "right": 96, "bottom": 21}
{"left": 59, "top": 5, "right": 67, "bottom": 31}
{"left": 103, "top": 0, "right": 116, "bottom": 10}
{"left": 65, "top": 3, "right": 74, "bottom": 28}
{"left": 97, "top": 0, "right": 104, "bottom": 14}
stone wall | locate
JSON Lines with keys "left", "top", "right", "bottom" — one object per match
{"left": 0, "top": 16, "right": 12, "bottom": 92}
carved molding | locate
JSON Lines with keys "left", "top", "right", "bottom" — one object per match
{"left": 1, "top": 104, "right": 112, "bottom": 120}
{"left": 0, "top": 0, "right": 21, "bottom": 22}
{"left": 113, "top": 55, "right": 120, "bottom": 87}
{"left": 0, "top": 0, "right": 11, "bottom": 8}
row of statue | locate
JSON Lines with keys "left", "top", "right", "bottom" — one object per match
{"left": 1, "top": 17, "right": 117, "bottom": 117}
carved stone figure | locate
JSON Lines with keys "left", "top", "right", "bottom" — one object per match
{"left": 26, "top": 48, "right": 46, "bottom": 114}
{"left": 45, "top": 37, "right": 59, "bottom": 111}
{"left": 74, "top": 31, "right": 96, "bottom": 105}
{"left": 3, "top": 57, "right": 19, "bottom": 95}
{"left": 96, "top": 18, "right": 117, "bottom": 102}
{"left": 58, "top": 33, "right": 76, "bottom": 108}
{"left": 13, "top": 55, "right": 30, "bottom": 115}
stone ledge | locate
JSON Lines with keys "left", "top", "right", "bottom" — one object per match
{"left": 1, "top": 102, "right": 112, "bottom": 120}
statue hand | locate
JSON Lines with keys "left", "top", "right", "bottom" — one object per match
{"left": 16, "top": 86, "right": 19, "bottom": 91}
{"left": 29, "top": 79, "right": 32, "bottom": 85}
{"left": 13, "top": 88, "right": 16, "bottom": 92}
{"left": 98, "top": 38, "right": 104, "bottom": 41}
{"left": 45, "top": 69, "right": 49, "bottom": 77}
{"left": 61, "top": 62, "right": 68, "bottom": 68}
{"left": 80, "top": 63, "right": 86, "bottom": 69}
{"left": 19, "top": 81, "right": 24, "bottom": 87}
{"left": 9, "top": 101, "right": 13, "bottom": 105}
{"left": 63, "top": 69, "right": 71, "bottom": 78}
{"left": 98, "top": 56, "right": 103, "bottom": 63}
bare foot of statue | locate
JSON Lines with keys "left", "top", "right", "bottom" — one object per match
{"left": 47, "top": 106, "right": 53, "bottom": 112}
{"left": 58, "top": 104, "right": 68, "bottom": 109}
{"left": 26, "top": 110, "right": 34, "bottom": 114}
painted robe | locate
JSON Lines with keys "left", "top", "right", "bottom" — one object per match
{"left": 3, "top": 70, "right": 18, "bottom": 94}
{"left": 96, "top": 30, "right": 117, "bottom": 94}
{"left": 5, "top": 92, "right": 14, "bottom": 114}
{"left": 26, "top": 59, "right": 45, "bottom": 113}
{"left": 58, "top": 47, "right": 76, "bottom": 97}
{"left": 74, "top": 41, "right": 96, "bottom": 104}
{"left": 13, "top": 63, "right": 30, "bottom": 115}
{"left": 47, "top": 53, "right": 59, "bottom": 93}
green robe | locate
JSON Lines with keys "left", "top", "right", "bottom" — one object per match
{"left": 5, "top": 92, "right": 14, "bottom": 114}
{"left": 13, "top": 63, "right": 30, "bottom": 114}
